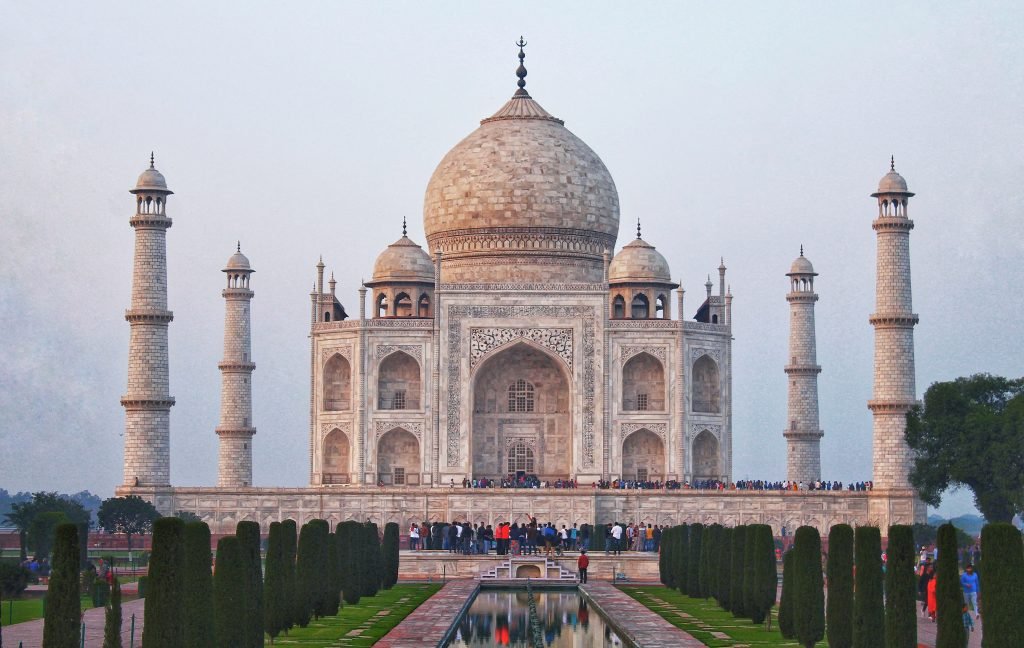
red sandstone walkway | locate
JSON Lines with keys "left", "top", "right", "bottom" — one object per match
{"left": 580, "top": 581, "right": 704, "bottom": 647}
{"left": 1, "top": 597, "right": 146, "bottom": 648}
{"left": 375, "top": 579, "right": 479, "bottom": 647}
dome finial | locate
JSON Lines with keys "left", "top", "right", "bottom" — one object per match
{"left": 800, "top": 244, "right": 804, "bottom": 256}
{"left": 237, "top": 240, "right": 241, "bottom": 253}
{"left": 515, "top": 36, "right": 528, "bottom": 96}
{"left": 149, "top": 151, "right": 155, "bottom": 169}
{"left": 402, "top": 216, "right": 407, "bottom": 237}
{"left": 636, "top": 218, "right": 641, "bottom": 239}
{"left": 890, "top": 155, "right": 895, "bottom": 171}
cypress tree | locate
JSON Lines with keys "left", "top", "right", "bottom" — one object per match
{"left": 742, "top": 523, "right": 758, "bottom": 618}
{"left": 707, "top": 524, "right": 723, "bottom": 600}
{"left": 103, "top": 576, "right": 123, "bottom": 648}
{"left": 362, "top": 522, "right": 382, "bottom": 597}
{"left": 281, "top": 519, "right": 298, "bottom": 632}
{"left": 659, "top": 526, "right": 673, "bottom": 587}
{"left": 43, "top": 522, "right": 80, "bottom": 648}
{"left": 294, "top": 521, "right": 316, "bottom": 627}
{"left": 687, "top": 522, "right": 703, "bottom": 597}
{"left": 214, "top": 536, "right": 247, "bottom": 647}
{"left": 827, "top": 523, "right": 854, "bottom": 648}
{"left": 143, "top": 517, "right": 186, "bottom": 648}
{"left": 263, "top": 522, "right": 287, "bottom": 642}
{"left": 236, "top": 521, "right": 265, "bottom": 647}
{"left": 183, "top": 521, "right": 214, "bottom": 648}
{"left": 698, "top": 524, "right": 712, "bottom": 598}
{"left": 338, "top": 521, "right": 361, "bottom": 605}
{"left": 853, "top": 526, "right": 885, "bottom": 648}
{"left": 325, "top": 531, "right": 341, "bottom": 616}
{"left": 934, "top": 524, "right": 966, "bottom": 648}
{"left": 979, "top": 522, "right": 1024, "bottom": 647}
{"left": 793, "top": 525, "right": 824, "bottom": 648}
{"left": 717, "top": 527, "right": 733, "bottom": 610}
{"left": 674, "top": 524, "right": 689, "bottom": 595}
{"left": 885, "top": 524, "right": 917, "bottom": 648}
{"left": 750, "top": 524, "right": 778, "bottom": 625}
{"left": 778, "top": 548, "right": 796, "bottom": 639}
{"left": 382, "top": 522, "right": 400, "bottom": 589}
{"left": 730, "top": 525, "right": 747, "bottom": 617}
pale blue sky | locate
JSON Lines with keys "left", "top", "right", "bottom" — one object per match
{"left": 2, "top": 2, "right": 1021, "bottom": 517}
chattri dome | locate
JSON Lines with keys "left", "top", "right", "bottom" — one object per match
{"left": 871, "top": 158, "right": 914, "bottom": 197}
{"left": 224, "top": 245, "right": 252, "bottom": 272}
{"left": 609, "top": 237, "right": 673, "bottom": 284}
{"left": 371, "top": 235, "right": 435, "bottom": 284}
{"left": 131, "top": 154, "right": 172, "bottom": 194}
{"left": 422, "top": 46, "right": 619, "bottom": 284}
{"left": 787, "top": 253, "right": 816, "bottom": 276}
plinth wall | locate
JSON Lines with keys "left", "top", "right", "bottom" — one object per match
{"left": 117, "top": 485, "right": 925, "bottom": 536}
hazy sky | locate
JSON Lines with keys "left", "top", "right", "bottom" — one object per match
{"left": 2, "top": 2, "right": 1021, "bottom": 517}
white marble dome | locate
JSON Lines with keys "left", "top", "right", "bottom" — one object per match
{"left": 609, "top": 237, "right": 672, "bottom": 284}
{"left": 787, "top": 254, "right": 815, "bottom": 276}
{"left": 423, "top": 87, "right": 619, "bottom": 284}
{"left": 224, "top": 247, "right": 252, "bottom": 271}
{"left": 372, "top": 235, "right": 435, "bottom": 284}
{"left": 132, "top": 160, "right": 171, "bottom": 194}
{"left": 872, "top": 166, "right": 913, "bottom": 196}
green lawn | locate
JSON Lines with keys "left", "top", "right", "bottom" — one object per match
{"left": 619, "top": 585, "right": 827, "bottom": 647}
{"left": 270, "top": 583, "right": 441, "bottom": 647}
{"left": 2, "top": 595, "right": 95, "bottom": 625}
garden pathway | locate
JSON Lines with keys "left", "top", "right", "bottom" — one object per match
{"left": 580, "top": 581, "right": 704, "bottom": 647}
{"left": 375, "top": 579, "right": 478, "bottom": 647}
{"left": 1, "top": 597, "right": 146, "bottom": 648}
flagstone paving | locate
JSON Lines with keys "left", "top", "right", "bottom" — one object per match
{"left": 580, "top": 581, "right": 705, "bottom": 647}
{"left": 375, "top": 579, "right": 479, "bottom": 647}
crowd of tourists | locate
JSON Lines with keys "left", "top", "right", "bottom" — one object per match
{"left": 421, "top": 476, "right": 875, "bottom": 491}
{"left": 460, "top": 475, "right": 579, "bottom": 489}
{"left": 916, "top": 550, "right": 982, "bottom": 632}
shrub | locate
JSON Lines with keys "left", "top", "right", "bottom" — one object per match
{"left": 103, "top": 577, "right": 123, "bottom": 648}
{"left": 236, "top": 520, "right": 265, "bottom": 646}
{"left": 742, "top": 524, "right": 757, "bottom": 618}
{"left": 214, "top": 536, "right": 247, "bottom": 647}
{"left": 853, "top": 526, "right": 885, "bottom": 648}
{"left": 717, "top": 527, "right": 732, "bottom": 610}
{"left": 699, "top": 524, "right": 712, "bottom": 598}
{"left": 674, "top": 524, "right": 689, "bottom": 595}
{"left": 281, "top": 519, "right": 297, "bottom": 631}
{"left": 264, "top": 522, "right": 287, "bottom": 640}
{"left": 294, "top": 521, "right": 317, "bottom": 627}
{"left": 707, "top": 524, "right": 723, "bottom": 601}
{"left": 362, "top": 522, "right": 382, "bottom": 597}
{"left": 325, "top": 531, "right": 341, "bottom": 616}
{"left": 687, "top": 523, "right": 704, "bottom": 598}
{"left": 793, "top": 526, "right": 824, "bottom": 648}
{"left": 77, "top": 521, "right": 90, "bottom": 570}
{"left": 729, "top": 525, "right": 747, "bottom": 617}
{"left": 0, "top": 560, "right": 31, "bottom": 598}
{"left": 309, "top": 519, "right": 331, "bottom": 617}
{"left": 826, "top": 524, "right": 854, "bottom": 648}
{"left": 183, "top": 521, "right": 214, "bottom": 648}
{"left": 92, "top": 579, "right": 111, "bottom": 607}
{"left": 979, "top": 522, "right": 1024, "bottom": 647}
{"left": 749, "top": 524, "right": 777, "bottom": 625}
{"left": 934, "top": 523, "right": 965, "bottom": 648}
{"left": 778, "top": 548, "right": 795, "bottom": 639}
{"left": 659, "top": 526, "right": 673, "bottom": 587}
{"left": 137, "top": 575, "right": 148, "bottom": 598}
{"left": 337, "top": 521, "right": 361, "bottom": 605}
{"left": 43, "top": 522, "right": 81, "bottom": 647}
{"left": 142, "top": 517, "right": 186, "bottom": 648}
{"left": 884, "top": 525, "right": 916, "bottom": 648}
{"left": 382, "top": 522, "right": 400, "bottom": 589}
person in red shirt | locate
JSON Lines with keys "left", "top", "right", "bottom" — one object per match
{"left": 577, "top": 549, "right": 590, "bottom": 583}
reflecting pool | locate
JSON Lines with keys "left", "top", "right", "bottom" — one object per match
{"left": 445, "top": 588, "right": 626, "bottom": 647}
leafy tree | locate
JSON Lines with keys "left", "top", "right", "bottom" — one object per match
{"left": 793, "top": 526, "right": 824, "bottom": 648}
{"left": 729, "top": 525, "right": 747, "bottom": 617}
{"left": 337, "top": 521, "right": 361, "bottom": 605}
{"left": 826, "top": 524, "right": 854, "bottom": 648}
{"left": 214, "top": 536, "right": 247, "bottom": 647}
{"left": 659, "top": 526, "right": 674, "bottom": 587}
{"left": 853, "top": 526, "right": 884, "bottom": 647}
{"left": 98, "top": 496, "right": 160, "bottom": 553}
{"left": 103, "top": 576, "right": 123, "bottom": 648}
{"left": 979, "top": 523, "right": 1024, "bottom": 647}
{"left": 686, "top": 522, "right": 703, "bottom": 598}
{"left": 281, "top": 519, "right": 298, "bottom": 631}
{"left": 264, "top": 522, "right": 288, "bottom": 641}
{"left": 28, "top": 510, "right": 69, "bottom": 559}
{"left": 778, "top": 549, "right": 796, "bottom": 639}
{"left": 674, "top": 524, "right": 689, "bottom": 596}
{"left": 905, "top": 374, "right": 1024, "bottom": 522}
{"left": 382, "top": 522, "right": 400, "bottom": 589}
{"left": 236, "top": 521, "right": 265, "bottom": 646}
{"left": 0, "top": 561, "right": 31, "bottom": 598}
{"left": 749, "top": 525, "right": 777, "bottom": 625}
{"left": 42, "top": 523, "right": 81, "bottom": 647}
{"left": 175, "top": 510, "right": 201, "bottom": 522}
{"left": 142, "top": 517, "right": 186, "bottom": 648}
{"left": 294, "top": 521, "right": 317, "bottom": 626}
{"left": 4, "top": 492, "right": 90, "bottom": 561}
{"left": 183, "top": 521, "right": 214, "bottom": 648}
{"left": 885, "top": 524, "right": 917, "bottom": 648}
{"left": 717, "top": 527, "right": 732, "bottom": 610}
{"left": 934, "top": 524, "right": 965, "bottom": 648}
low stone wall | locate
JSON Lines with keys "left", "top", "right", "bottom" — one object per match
{"left": 117, "top": 484, "right": 924, "bottom": 536}
{"left": 396, "top": 552, "right": 660, "bottom": 582}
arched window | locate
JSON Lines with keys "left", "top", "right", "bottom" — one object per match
{"left": 507, "top": 443, "right": 535, "bottom": 473}
{"left": 711, "top": 314, "right": 718, "bottom": 324}
{"left": 622, "top": 352, "right": 665, "bottom": 411}
{"left": 612, "top": 295, "right": 626, "bottom": 319}
{"left": 322, "top": 428, "right": 350, "bottom": 484}
{"left": 507, "top": 379, "right": 535, "bottom": 412}
{"left": 378, "top": 351, "right": 421, "bottom": 410}
{"left": 375, "top": 293, "right": 388, "bottom": 318}
{"left": 692, "top": 429, "right": 720, "bottom": 479}
{"left": 393, "top": 292, "right": 412, "bottom": 317}
{"left": 323, "top": 354, "right": 351, "bottom": 411}
{"left": 656, "top": 294, "right": 668, "bottom": 319}
{"left": 323, "top": 312, "right": 331, "bottom": 322}
{"left": 692, "top": 355, "right": 720, "bottom": 413}
{"left": 631, "top": 293, "right": 649, "bottom": 319}
{"left": 417, "top": 293, "right": 431, "bottom": 317}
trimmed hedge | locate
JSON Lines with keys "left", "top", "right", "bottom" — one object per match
{"left": 707, "top": 524, "right": 723, "bottom": 601}
{"left": 687, "top": 523, "right": 704, "bottom": 598}
{"left": 934, "top": 523, "right": 965, "bottom": 648}
{"left": 103, "top": 577, "right": 122, "bottom": 648}
{"left": 338, "top": 521, "right": 361, "bottom": 605}
{"left": 362, "top": 522, "right": 382, "bottom": 598}
{"left": 382, "top": 522, "right": 400, "bottom": 589}
{"left": 264, "top": 522, "right": 288, "bottom": 641}
{"left": 778, "top": 548, "right": 795, "bottom": 639}
{"left": 674, "top": 524, "right": 689, "bottom": 595}
{"left": 749, "top": 524, "right": 777, "bottom": 625}
{"left": 43, "top": 522, "right": 81, "bottom": 648}
{"left": 793, "top": 525, "right": 824, "bottom": 648}
{"left": 281, "top": 519, "right": 298, "bottom": 631}
{"left": 717, "top": 527, "right": 733, "bottom": 610}
{"left": 742, "top": 524, "right": 757, "bottom": 618}
{"left": 826, "top": 523, "right": 854, "bottom": 648}
{"left": 729, "top": 525, "right": 747, "bottom": 617}
{"left": 184, "top": 521, "right": 214, "bottom": 648}
{"left": 699, "top": 524, "right": 712, "bottom": 598}
{"left": 979, "top": 522, "right": 1024, "bottom": 647}
{"left": 214, "top": 536, "right": 247, "bottom": 646}
{"left": 143, "top": 517, "right": 186, "bottom": 648}
{"left": 236, "top": 521, "right": 265, "bottom": 647}
{"left": 659, "top": 526, "right": 674, "bottom": 587}
{"left": 325, "top": 531, "right": 341, "bottom": 616}
{"left": 885, "top": 524, "right": 917, "bottom": 648}
{"left": 853, "top": 526, "right": 884, "bottom": 648}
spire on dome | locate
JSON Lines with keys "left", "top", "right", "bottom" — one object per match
{"left": 150, "top": 151, "right": 155, "bottom": 169}
{"left": 515, "top": 36, "right": 528, "bottom": 96}
{"left": 890, "top": 155, "right": 895, "bottom": 171}
{"left": 800, "top": 244, "right": 804, "bottom": 256}
{"left": 402, "top": 216, "right": 407, "bottom": 237}
{"left": 237, "top": 241, "right": 241, "bottom": 253}
{"left": 636, "top": 218, "right": 641, "bottom": 239}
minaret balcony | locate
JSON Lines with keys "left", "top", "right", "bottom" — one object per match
{"left": 120, "top": 396, "right": 176, "bottom": 409}
{"left": 784, "top": 364, "right": 821, "bottom": 375}
{"left": 129, "top": 214, "right": 173, "bottom": 229}
{"left": 867, "top": 399, "right": 920, "bottom": 413}
{"left": 872, "top": 217, "right": 914, "bottom": 232}
{"left": 218, "top": 361, "right": 256, "bottom": 371}
{"left": 868, "top": 313, "right": 919, "bottom": 327}
{"left": 125, "top": 309, "right": 173, "bottom": 324}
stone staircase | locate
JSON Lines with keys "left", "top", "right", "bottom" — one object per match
{"left": 478, "top": 556, "right": 578, "bottom": 581}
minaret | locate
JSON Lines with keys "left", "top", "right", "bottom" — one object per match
{"left": 784, "top": 247, "right": 823, "bottom": 483}
{"left": 868, "top": 159, "right": 918, "bottom": 490}
{"left": 122, "top": 154, "right": 175, "bottom": 487}
{"left": 217, "top": 244, "right": 256, "bottom": 487}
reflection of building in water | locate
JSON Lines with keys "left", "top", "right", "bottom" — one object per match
{"left": 446, "top": 590, "right": 622, "bottom": 647}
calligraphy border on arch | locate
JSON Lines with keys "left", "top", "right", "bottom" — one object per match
{"left": 320, "top": 345, "right": 353, "bottom": 365}
{"left": 469, "top": 327, "right": 573, "bottom": 371}
{"left": 447, "top": 304, "right": 596, "bottom": 468}
{"left": 620, "top": 345, "right": 667, "bottom": 365}
{"left": 319, "top": 421, "right": 352, "bottom": 440}
{"left": 690, "top": 347, "right": 723, "bottom": 363}
{"left": 688, "top": 423, "right": 722, "bottom": 440}
{"left": 620, "top": 422, "right": 668, "bottom": 441}
{"left": 374, "top": 420, "right": 423, "bottom": 440}
{"left": 376, "top": 344, "right": 423, "bottom": 363}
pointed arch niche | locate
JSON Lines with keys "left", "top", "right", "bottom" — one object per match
{"left": 377, "top": 427, "right": 420, "bottom": 485}
{"left": 377, "top": 351, "right": 421, "bottom": 410}
{"left": 321, "top": 428, "right": 351, "bottom": 484}
{"left": 621, "top": 428, "right": 665, "bottom": 481}
{"left": 323, "top": 354, "right": 351, "bottom": 411}
{"left": 692, "top": 354, "right": 720, "bottom": 413}
{"left": 692, "top": 429, "right": 720, "bottom": 480}
{"left": 622, "top": 352, "right": 665, "bottom": 411}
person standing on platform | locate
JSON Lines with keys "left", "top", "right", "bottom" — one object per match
{"left": 578, "top": 550, "right": 590, "bottom": 584}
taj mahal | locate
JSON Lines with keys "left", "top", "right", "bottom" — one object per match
{"left": 116, "top": 44, "right": 925, "bottom": 535}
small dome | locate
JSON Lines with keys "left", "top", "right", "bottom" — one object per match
{"left": 871, "top": 160, "right": 914, "bottom": 197}
{"left": 371, "top": 236, "right": 435, "bottom": 284}
{"left": 609, "top": 237, "right": 672, "bottom": 284}
{"left": 787, "top": 253, "right": 816, "bottom": 276}
{"left": 224, "top": 247, "right": 252, "bottom": 272}
{"left": 131, "top": 155, "right": 173, "bottom": 194}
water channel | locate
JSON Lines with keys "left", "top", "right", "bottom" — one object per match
{"left": 444, "top": 587, "right": 627, "bottom": 647}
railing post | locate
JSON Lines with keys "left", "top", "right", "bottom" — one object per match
{"left": 130, "top": 613, "right": 136, "bottom": 647}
